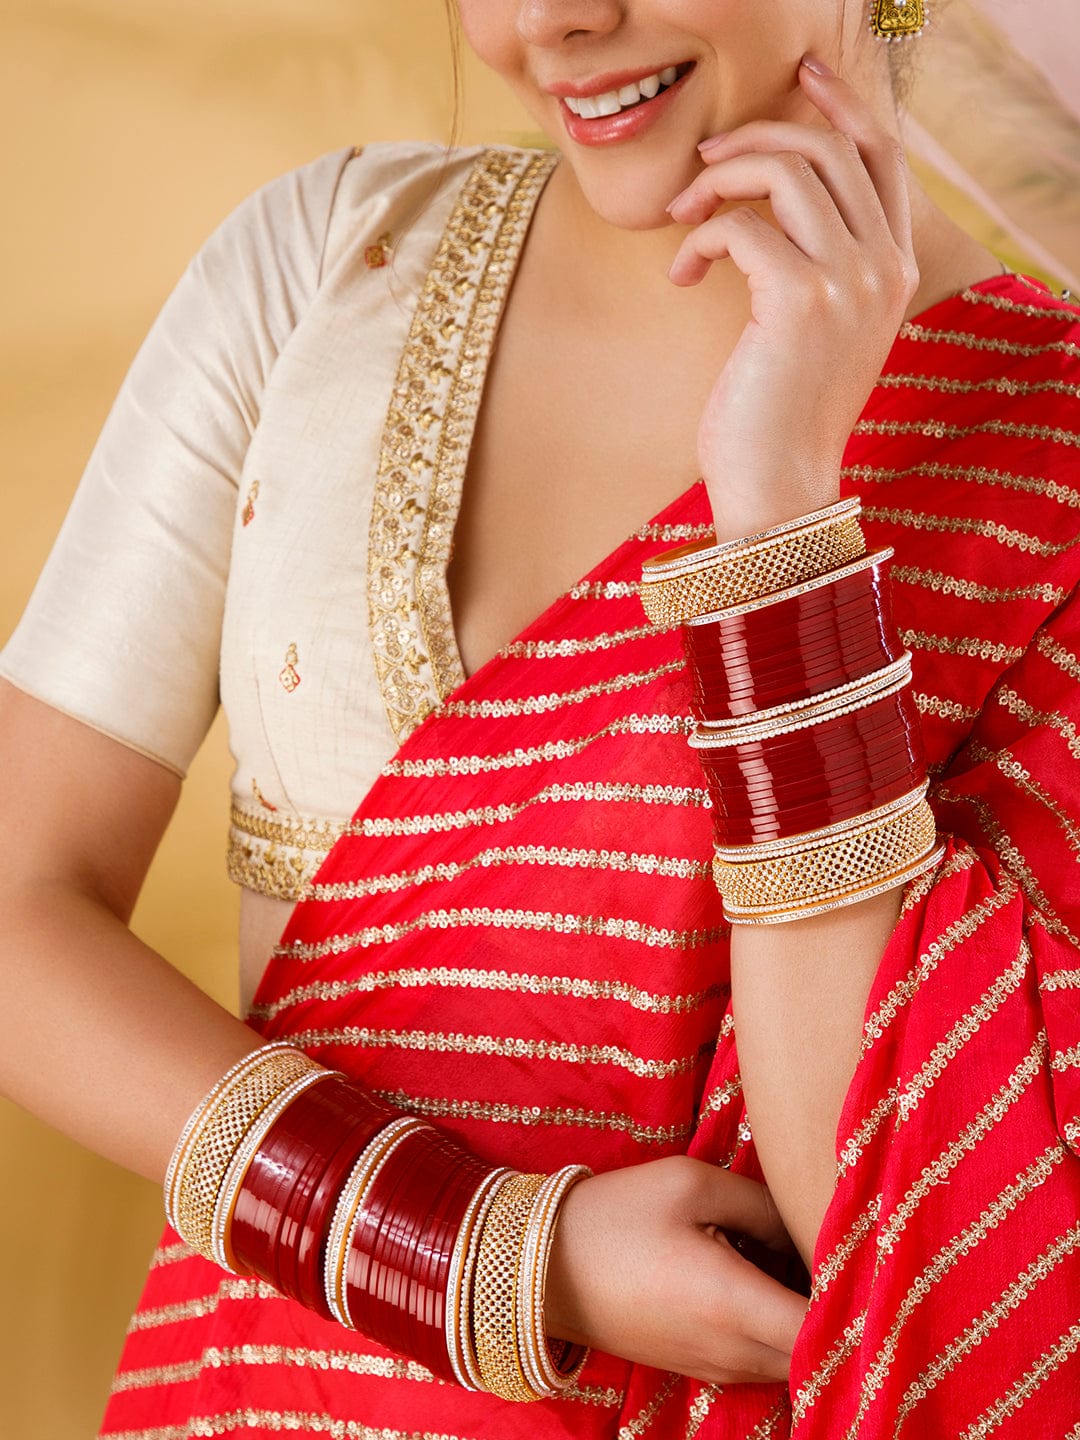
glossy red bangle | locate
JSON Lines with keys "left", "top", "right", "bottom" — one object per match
{"left": 684, "top": 556, "right": 902, "bottom": 722}
{"left": 696, "top": 689, "right": 925, "bottom": 845}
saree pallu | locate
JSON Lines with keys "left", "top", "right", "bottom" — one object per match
{"left": 102, "top": 278, "right": 1080, "bottom": 1437}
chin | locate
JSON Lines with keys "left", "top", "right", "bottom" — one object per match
{"left": 565, "top": 154, "right": 704, "bottom": 233}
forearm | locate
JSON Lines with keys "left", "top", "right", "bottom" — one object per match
{"left": 730, "top": 886, "right": 901, "bottom": 1267}
{"left": 0, "top": 877, "right": 258, "bottom": 1184}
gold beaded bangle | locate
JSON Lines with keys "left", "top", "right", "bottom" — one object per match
{"left": 640, "top": 498, "right": 864, "bottom": 626}
{"left": 725, "top": 842, "right": 946, "bottom": 925}
{"left": 714, "top": 798, "right": 940, "bottom": 921}
{"left": 517, "top": 1165, "right": 592, "bottom": 1397}
{"left": 323, "top": 1116, "right": 430, "bottom": 1329}
{"left": 446, "top": 1167, "right": 514, "bottom": 1391}
{"left": 164, "top": 1040, "right": 296, "bottom": 1233}
{"left": 170, "top": 1046, "right": 320, "bottom": 1260}
{"left": 685, "top": 547, "right": 894, "bottom": 626}
{"left": 472, "top": 1171, "right": 549, "bottom": 1402}
{"left": 211, "top": 1067, "right": 340, "bottom": 1274}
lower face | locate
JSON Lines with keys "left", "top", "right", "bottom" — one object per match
{"left": 455, "top": 0, "right": 846, "bottom": 231}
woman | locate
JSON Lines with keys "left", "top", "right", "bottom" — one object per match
{"left": 1, "top": 0, "right": 1077, "bottom": 1435}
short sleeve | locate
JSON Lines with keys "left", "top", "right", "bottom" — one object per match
{"left": 0, "top": 146, "right": 358, "bottom": 775}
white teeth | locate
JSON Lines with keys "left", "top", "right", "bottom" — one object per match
{"left": 564, "top": 65, "right": 684, "bottom": 118}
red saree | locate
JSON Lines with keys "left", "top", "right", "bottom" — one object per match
{"left": 102, "top": 271, "right": 1080, "bottom": 1438}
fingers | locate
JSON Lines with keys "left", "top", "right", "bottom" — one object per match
{"left": 794, "top": 53, "right": 914, "bottom": 255}
{"left": 690, "top": 1165, "right": 792, "bottom": 1250}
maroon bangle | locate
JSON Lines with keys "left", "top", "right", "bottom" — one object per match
{"left": 696, "top": 688, "right": 925, "bottom": 846}
{"left": 229, "top": 1075, "right": 395, "bottom": 1298}
{"left": 684, "top": 556, "right": 902, "bottom": 722}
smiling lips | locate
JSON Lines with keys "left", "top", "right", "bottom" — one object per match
{"left": 552, "top": 61, "right": 695, "bottom": 145}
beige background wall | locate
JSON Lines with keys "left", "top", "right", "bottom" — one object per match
{"left": 0, "top": 3, "right": 1060, "bottom": 1437}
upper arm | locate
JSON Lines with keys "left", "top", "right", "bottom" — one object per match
{"left": 0, "top": 680, "right": 180, "bottom": 921}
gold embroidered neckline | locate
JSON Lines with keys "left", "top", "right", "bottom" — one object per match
{"left": 368, "top": 147, "right": 558, "bottom": 743}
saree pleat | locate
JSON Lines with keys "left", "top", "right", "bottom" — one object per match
{"left": 101, "top": 275, "right": 1080, "bottom": 1437}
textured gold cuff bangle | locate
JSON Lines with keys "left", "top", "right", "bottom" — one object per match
{"left": 640, "top": 498, "right": 864, "bottom": 626}
{"left": 164, "top": 1040, "right": 296, "bottom": 1233}
{"left": 714, "top": 798, "right": 940, "bottom": 920}
{"left": 472, "top": 1171, "right": 549, "bottom": 1402}
{"left": 170, "top": 1045, "right": 321, "bottom": 1260}
{"left": 517, "top": 1165, "right": 592, "bottom": 1397}
{"left": 447, "top": 1167, "right": 514, "bottom": 1391}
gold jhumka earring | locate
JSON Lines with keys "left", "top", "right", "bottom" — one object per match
{"left": 869, "top": 0, "right": 927, "bottom": 41}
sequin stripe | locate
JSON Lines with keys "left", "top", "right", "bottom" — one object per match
{"left": 250, "top": 967, "right": 726, "bottom": 1024}
{"left": 861, "top": 506, "right": 1079, "bottom": 556}
{"left": 500, "top": 622, "right": 678, "bottom": 658}
{"left": 1065, "top": 1420, "right": 1080, "bottom": 1439}
{"left": 1051, "top": 1045, "right": 1080, "bottom": 1073}
{"left": 747, "top": 1395, "right": 793, "bottom": 1439}
{"left": 853, "top": 417, "right": 1080, "bottom": 448}
{"left": 102, "top": 1414, "right": 480, "bottom": 1440}
{"left": 840, "top": 1144, "right": 1070, "bottom": 1440}
{"left": 894, "top": 940, "right": 1032, "bottom": 1123}
{"left": 304, "top": 843, "right": 711, "bottom": 903}
{"left": 844, "top": 459, "right": 1080, "bottom": 508}
{"left": 913, "top": 692, "right": 980, "bottom": 723}
{"left": 1041, "top": 970, "right": 1080, "bottom": 993}
{"left": 348, "top": 780, "right": 711, "bottom": 841}
{"left": 790, "top": 1313, "right": 867, "bottom": 1423}
{"left": 273, "top": 909, "right": 727, "bottom": 963}
{"left": 897, "top": 320, "right": 1080, "bottom": 360}
{"left": 891, "top": 564, "right": 1066, "bottom": 606}
{"left": 125, "top": 1279, "right": 280, "bottom": 1333}
{"left": 965, "top": 743, "right": 1080, "bottom": 858}
{"left": 873, "top": 1032, "right": 1049, "bottom": 1259}
{"left": 874, "top": 371, "right": 1080, "bottom": 400}
{"left": 860, "top": 882, "right": 1017, "bottom": 1059}
{"left": 380, "top": 712, "right": 693, "bottom": 777}
{"left": 810, "top": 1195, "right": 882, "bottom": 1299}
{"left": 994, "top": 687, "right": 1080, "bottom": 762}
{"left": 960, "top": 1319, "right": 1080, "bottom": 1439}
{"left": 700, "top": 1076, "right": 742, "bottom": 1117}
{"left": 149, "top": 1241, "right": 195, "bottom": 1269}
{"left": 109, "top": 1346, "right": 438, "bottom": 1395}
{"left": 615, "top": 1374, "right": 681, "bottom": 1438}
{"left": 898, "top": 845, "right": 977, "bottom": 917}
{"left": 438, "top": 659, "right": 685, "bottom": 718}
{"left": 960, "top": 285, "right": 1080, "bottom": 322}
{"left": 569, "top": 580, "right": 641, "bottom": 601}
{"left": 900, "top": 628, "right": 1025, "bottom": 664}
{"left": 633, "top": 521, "right": 715, "bottom": 543}
{"left": 684, "top": 1385, "right": 724, "bottom": 1437}
{"left": 282, "top": 1022, "right": 710, "bottom": 1081}
{"left": 371, "top": 1087, "right": 691, "bottom": 1145}
{"left": 892, "top": 1224, "right": 1080, "bottom": 1433}
{"left": 1037, "top": 632, "right": 1080, "bottom": 682}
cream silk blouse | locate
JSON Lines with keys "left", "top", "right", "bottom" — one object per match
{"left": 0, "top": 142, "right": 558, "bottom": 901}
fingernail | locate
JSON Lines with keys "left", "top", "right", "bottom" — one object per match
{"left": 801, "top": 53, "right": 833, "bottom": 76}
{"left": 697, "top": 132, "right": 728, "bottom": 152}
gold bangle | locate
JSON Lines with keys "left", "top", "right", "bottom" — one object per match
{"left": 690, "top": 655, "right": 911, "bottom": 744}
{"left": 517, "top": 1165, "right": 592, "bottom": 1397}
{"left": 713, "top": 785, "right": 927, "bottom": 864}
{"left": 446, "top": 1167, "right": 514, "bottom": 1391}
{"left": 726, "top": 843, "right": 946, "bottom": 925}
{"left": 640, "top": 499, "right": 864, "bottom": 626}
{"left": 685, "top": 547, "right": 894, "bottom": 626}
{"left": 170, "top": 1046, "right": 321, "bottom": 1260}
{"left": 164, "top": 1040, "right": 296, "bottom": 1232}
{"left": 714, "top": 798, "right": 939, "bottom": 919}
{"left": 472, "top": 1171, "right": 549, "bottom": 1402}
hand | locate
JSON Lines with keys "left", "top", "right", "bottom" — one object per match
{"left": 666, "top": 55, "right": 920, "bottom": 540}
{"left": 544, "top": 1155, "right": 807, "bottom": 1384}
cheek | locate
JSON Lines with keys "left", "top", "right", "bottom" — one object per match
{"left": 455, "top": 1, "right": 523, "bottom": 78}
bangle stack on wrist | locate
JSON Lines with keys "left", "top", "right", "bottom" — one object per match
{"left": 165, "top": 1042, "right": 590, "bottom": 1398}
{"left": 641, "top": 498, "right": 943, "bottom": 923}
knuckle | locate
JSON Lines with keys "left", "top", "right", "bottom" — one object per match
{"left": 777, "top": 149, "right": 815, "bottom": 182}
{"left": 884, "top": 136, "right": 908, "bottom": 172}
